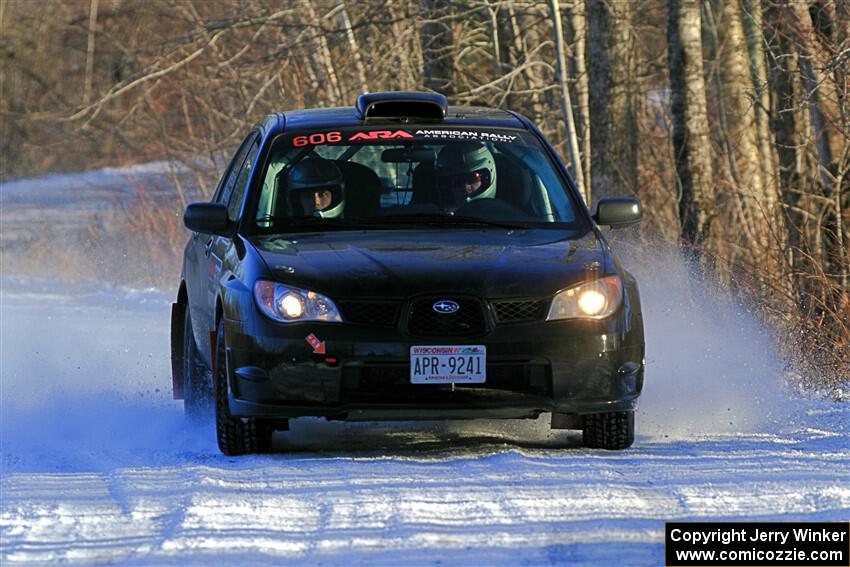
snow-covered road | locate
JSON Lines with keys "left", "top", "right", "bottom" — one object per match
{"left": 1, "top": 277, "right": 848, "bottom": 565}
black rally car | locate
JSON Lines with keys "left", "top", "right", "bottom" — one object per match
{"left": 171, "top": 92, "right": 645, "bottom": 455}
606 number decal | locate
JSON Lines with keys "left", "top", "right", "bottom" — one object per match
{"left": 293, "top": 131, "right": 342, "bottom": 147}
{"left": 292, "top": 130, "right": 414, "bottom": 147}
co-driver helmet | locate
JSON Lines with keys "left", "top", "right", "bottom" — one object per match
{"left": 435, "top": 141, "right": 497, "bottom": 207}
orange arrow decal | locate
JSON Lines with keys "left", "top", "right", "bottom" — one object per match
{"left": 305, "top": 333, "right": 326, "bottom": 354}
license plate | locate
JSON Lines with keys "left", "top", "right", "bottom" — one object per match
{"left": 410, "top": 345, "right": 486, "bottom": 384}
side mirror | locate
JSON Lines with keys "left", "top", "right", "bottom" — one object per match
{"left": 183, "top": 203, "right": 232, "bottom": 236}
{"left": 594, "top": 197, "right": 642, "bottom": 228}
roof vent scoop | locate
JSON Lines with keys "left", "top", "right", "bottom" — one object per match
{"left": 356, "top": 92, "right": 447, "bottom": 121}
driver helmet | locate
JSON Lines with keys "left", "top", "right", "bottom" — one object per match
{"left": 287, "top": 157, "right": 345, "bottom": 219}
{"left": 435, "top": 141, "right": 497, "bottom": 206}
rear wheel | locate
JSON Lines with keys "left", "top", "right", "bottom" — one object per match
{"left": 582, "top": 411, "right": 634, "bottom": 450}
{"left": 214, "top": 322, "right": 272, "bottom": 455}
{"left": 183, "top": 308, "right": 213, "bottom": 420}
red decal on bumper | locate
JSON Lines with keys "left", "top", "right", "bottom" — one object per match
{"left": 305, "top": 333, "right": 326, "bottom": 354}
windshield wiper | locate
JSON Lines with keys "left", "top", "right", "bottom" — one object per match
{"left": 256, "top": 214, "right": 527, "bottom": 231}
{"left": 256, "top": 215, "right": 361, "bottom": 230}
{"left": 255, "top": 214, "right": 290, "bottom": 225}
{"left": 256, "top": 215, "right": 406, "bottom": 232}
{"left": 371, "top": 213, "right": 527, "bottom": 230}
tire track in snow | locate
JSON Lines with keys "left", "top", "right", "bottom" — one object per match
{"left": 3, "top": 438, "right": 848, "bottom": 564}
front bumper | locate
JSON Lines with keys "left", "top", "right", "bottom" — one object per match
{"left": 222, "top": 311, "right": 644, "bottom": 421}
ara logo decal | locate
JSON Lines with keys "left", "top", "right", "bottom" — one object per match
{"left": 348, "top": 130, "right": 414, "bottom": 141}
{"left": 292, "top": 130, "right": 414, "bottom": 147}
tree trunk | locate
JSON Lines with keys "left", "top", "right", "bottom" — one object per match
{"left": 83, "top": 0, "right": 99, "bottom": 106}
{"left": 390, "top": 0, "right": 416, "bottom": 91}
{"left": 765, "top": 3, "right": 809, "bottom": 279}
{"left": 587, "top": 0, "right": 637, "bottom": 198}
{"left": 419, "top": 0, "right": 453, "bottom": 95}
{"left": 517, "top": 5, "right": 548, "bottom": 122}
{"left": 549, "top": 0, "right": 586, "bottom": 203}
{"left": 719, "top": 0, "right": 786, "bottom": 273}
{"left": 667, "top": 0, "right": 716, "bottom": 248}
{"left": 567, "top": 0, "right": 591, "bottom": 203}
{"left": 784, "top": 0, "right": 847, "bottom": 293}
{"left": 487, "top": 2, "right": 501, "bottom": 76}
{"left": 503, "top": 3, "right": 526, "bottom": 112}
{"left": 337, "top": 2, "right": 368, "bottom": 96}
{"left": 742, "top": 0, "right": 781, "bottom": 212}
{"left": 764, "top": 3, "right": 804, "bottom": 193}
{"left": 301, "top": 0, "right": 342, "bottom": 106}
{"left": 784, "top": 0, "right": 840, "bottom": 187}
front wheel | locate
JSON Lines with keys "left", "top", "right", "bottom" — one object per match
{"left": 582, "top": 411, "right": 634, "bottom": 450}
{"left": 214, "top": 322, "right": 272, "bottom": 455}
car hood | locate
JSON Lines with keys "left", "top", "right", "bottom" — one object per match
{"left": 250, "top": 229, "right": 608, "bottom": 299}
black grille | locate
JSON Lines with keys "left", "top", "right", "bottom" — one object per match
{"left": 339, "top": 301, "right": 400, "bottom": 326}
{"left": 407, "top": 297, "right": 487, "bottom": 337}
{"left": 492, "top": 299, "right": 549, "bottom": 324}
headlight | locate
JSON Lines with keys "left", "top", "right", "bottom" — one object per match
{"left": 546, "top": 275, "right": 623, "bottom": 320}
{"left": 254, "top": 281, "right": 342, "bottom": 323}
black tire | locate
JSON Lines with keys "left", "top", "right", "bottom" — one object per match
{"left": 214, "top": 322, "right": 272, "bottom": 455}
{"left": 582, "top": 411, "right": 634, "bottom": 450}
{"left": 183, "top": 308, "right": 213, "bottom": 421}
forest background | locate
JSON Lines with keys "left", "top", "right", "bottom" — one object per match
{"left": 0, "top": 0, "right": 847, "bottom": 386}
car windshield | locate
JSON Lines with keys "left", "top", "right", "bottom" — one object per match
{"left": 249, "top": 126, "right": 588, "bottom": 233}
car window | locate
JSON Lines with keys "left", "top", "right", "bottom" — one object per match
{"left": 227, "top": 139, "right": 260, "bottom": 221}
{"left": 250, "top": 127, "right": 587, "bottom": 232}
{"left": 214, "top": 133, "right": 257, "bottom": 205}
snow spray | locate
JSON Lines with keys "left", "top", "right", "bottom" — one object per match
{"left": 623, "top": 244, "right": 793, "bottom": 440}
{"left": 0, "top": 279, "right": 213, "bottom": 472}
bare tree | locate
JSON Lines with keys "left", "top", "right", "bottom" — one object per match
{"left": 566, "top": 0, "right": 591, "bottom": 200}
{"left": 549, "top": 0, "right": 586, "bottom": 202}
{"left": 420, "top": 0, "right": 454, "bottom": 94}
{"left": 717, "top": 0, "right": 788, "bottom": 283}
{"left": 336, "top": 1, "right": 369, "bottom": 97}
{"left": 587, "top": 0, "right": 638, "bottom": 200}
{"left": 83, "top": 0, "right": 99, "bottom": 106}
{"left": 742, "top": 0, "right": 781, "bottom": 206}
{"left": 667, "top": 0, "right": 716, "bottom": 249}
{"left": 300, "top": 0, "right": 343, "bottom": 106}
